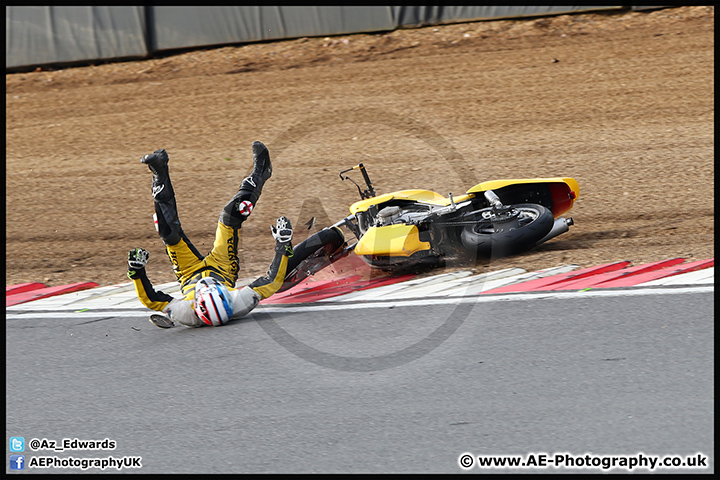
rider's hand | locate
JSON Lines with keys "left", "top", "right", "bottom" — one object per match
{"left": 271, "top": 216, "right": 293, "bottom": 244}
{"left": 128, "top": 248, "right": 150, "bottom": 270}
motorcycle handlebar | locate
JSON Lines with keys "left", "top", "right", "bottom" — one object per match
{"left": 339, "top": 163, "right": 376, "bottom": 199}
{"left": 357, "top": 163, "right": 375, "bottom": 196}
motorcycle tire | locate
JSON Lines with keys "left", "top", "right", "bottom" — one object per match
{"left": 278, "top": 226, "right": 346, "bottom": 293}
{"left": 459, "top": 203, "right": 554, "bottom": 258}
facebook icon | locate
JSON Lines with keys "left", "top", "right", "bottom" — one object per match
{"left": 10, "top": 455, "right": 25, "bottom": 470}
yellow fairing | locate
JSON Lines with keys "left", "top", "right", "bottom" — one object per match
{"left": 350, "top": 190, "right": 451, "bottom": 214}
{"left": 354, "top": 224, "right": 431, "bottom": 257}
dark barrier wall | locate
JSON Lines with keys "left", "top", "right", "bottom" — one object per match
{"left": 392, "top": 6, "right": 622, "bottom": 27}
{"left": 6, "top": 6, "right": 147, "bottom": 69}
{"left": 6, "top": 6, "right": 658, "bottom": 70}
{"left": 150, "top": 6, "right": 396, "bottom": 51}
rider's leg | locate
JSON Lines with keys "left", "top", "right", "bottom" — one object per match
{"left": 142, "top": 149, "right": 204, "bottom": 282}
{"left": 205, "top": 141, "right": 273, "bottom": 285}
{"left": 218, "top": 141, "right": 273, "bottom": 230}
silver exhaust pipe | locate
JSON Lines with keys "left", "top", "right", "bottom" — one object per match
{"left": 534, "top": 217, "right": 573, "bottom": 247}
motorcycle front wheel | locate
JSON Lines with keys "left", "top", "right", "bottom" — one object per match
{"left": 278, "top": 226, "right": 346, "bottom": 293}
{"left": 459, "top": 203, "right": 554, "bottom": 258}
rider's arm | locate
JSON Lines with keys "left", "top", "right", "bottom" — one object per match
{"left": 128, "top": 268, "right": 175, "bottom": 312}
{"left": 129, "top": 268, "right": 203, "bottom": 327}
{"left": 228, "top": 286, "right": 261, "bottom": 317}
{"left": 127, "top": 248, "right": 204, "bottom": 327}
{"left": 247, "top": 217, "right": 294, "bottom": 301}
{"left": 127, "top": 248, "right": 174, "bottom": 312}
{"left": 247, "top": 243, "right": 292, "bottom": 300}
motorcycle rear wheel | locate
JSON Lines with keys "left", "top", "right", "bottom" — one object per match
{"left": 459, "top": 203, "right": 554, "bottom": 258}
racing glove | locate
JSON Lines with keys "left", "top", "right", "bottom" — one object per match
{"left": 271, "top": 216, "right": 293, "bottom": 255}
{"left": 271, "top": 216, "right": 293, "bottom": 244}
{"left": 128, "top": 248, "right": 150, "bottom": 278}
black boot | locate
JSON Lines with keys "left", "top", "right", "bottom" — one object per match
{"left": 237, "top": 141, "right": 272, "bottom": 208}
{"left": 141, "top": 149, "right": 172, "bottom": 202}
{"left": 141, "top": 149, "right": 169, "bottom": 176}
{"left": 250, "top": 141, "right": 272, "bottom": 183}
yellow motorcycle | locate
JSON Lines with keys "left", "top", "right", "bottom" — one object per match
{"left": 279, "top": 163, "right": 578, "bottom": 291}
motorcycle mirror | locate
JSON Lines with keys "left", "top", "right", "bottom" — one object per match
{"left": 338, "top": 165, "right": 359, "bottom": 180}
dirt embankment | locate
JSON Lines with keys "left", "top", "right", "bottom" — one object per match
{"left": 6, "top": 6, "right": 714, "bottom": 287}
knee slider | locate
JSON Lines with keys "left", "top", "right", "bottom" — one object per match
{"left": 220, "top": 195, "right": 254, "bottom": 227}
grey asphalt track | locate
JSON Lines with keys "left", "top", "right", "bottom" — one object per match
{"left": 6, "top": 289, "right": 714, "bottom": 473}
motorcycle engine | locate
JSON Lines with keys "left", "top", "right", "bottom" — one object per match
{"left": 376, "top": 206, "right": 402, "bottom": 226}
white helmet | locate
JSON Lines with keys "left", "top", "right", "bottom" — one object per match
{"left": 194, "top": 277, "right": 234, "bottom": 326}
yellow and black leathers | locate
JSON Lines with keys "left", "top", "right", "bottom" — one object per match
{"left": 129, "top": 142, "right": 287, "bottom": 327}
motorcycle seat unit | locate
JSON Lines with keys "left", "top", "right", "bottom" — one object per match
{"left": 465, "top": 177, "right": 579, "bottom": 217}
